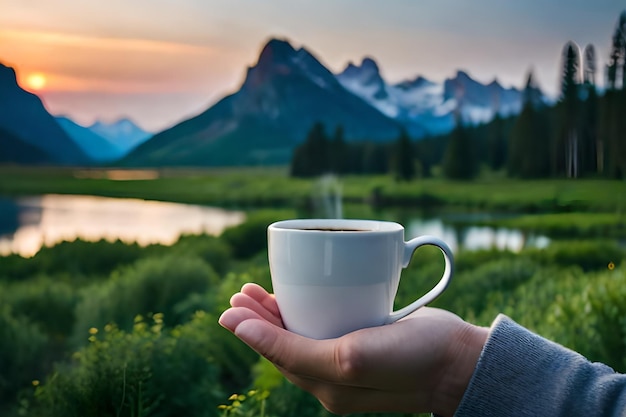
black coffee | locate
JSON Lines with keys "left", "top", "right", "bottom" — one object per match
{"left": 301, "top": 228, "right": 368, "bottom": 232}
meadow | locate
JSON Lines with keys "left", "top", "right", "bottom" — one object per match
{"left": 0, "top": 166, "right": 625, "bottom": 417}
{"left": 1, "top": 166, "right": 626, "bottom": 211}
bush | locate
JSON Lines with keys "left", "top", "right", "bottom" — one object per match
{"left": 0, "top": 277, "right": 78, "bottom": 340}
{"left": 73, "top": 255, "right": 219, "bottom": 344}
{"left": 221, "top": 210, "right": 292, "bottom": 259}
{"left": 0, "top": 306, "right": 47, "bottom": 405}
{"left": 0, "top": 239, "right": 153, "bottom": 282}
{"left": 435, "top": 257, "right": 539, "bottom": 320}
{"left": 471, "top": 262, "right": 626, "bottom": 373}
{"left": 168, "top": 234, "right": 232, "bottom": 274}
{"left": 32, "top": 313, "right": 227, "bottom": 417}
{"left": 526, "top": 239, "right": 625, "bottom": 271}
{"left": 533, "top": 264, "right": 626, "bottom": 372}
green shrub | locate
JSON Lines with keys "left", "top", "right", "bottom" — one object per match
{"left": 474, "top": 263, "right": 626, "bottom": 373}
{"left": 0, "top": 306, "right": 47, "bottom": 405}
{"left": 435, "top": 257, "right": 539, "bottom": 320}
{"left": 533, "top": 264, "right": 626, "bottom": 372}
{"left": 221, "top": 210, "right": 292, "bottom": 259}
{"left": 73, "top": 255, "right": 219, "bottom": 344}
{"left": 525, "top": 239, "right": 625, "bottom": 271}
{"left": 0, "top": 239, "right": 153, "bottom": 282}
{"left": 169, "top": 234, "right": 232, "bottom": 274}
{"left": 0, "top": 277, "right": 78, "bottom": 340}
{"left": 32, "top": 313, "right": 227, "bottom": 417}
{"left": 579, "top": 264, "right": 626, "bottom": 371}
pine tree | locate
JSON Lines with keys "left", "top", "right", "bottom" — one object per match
{"left": 486, "top": 113, "right": 507, "bottom": 171}
{"left": 442, "top": 117, "right": 477, "bottom": 180}
{"left": 329, "top": 125, "right": 349, "bottom": 175}
{"left": 507, "top": 71, "right": 550, "bottom": 178}
{"left": 554, "top": 42, "right": 581, "bottom": 178}
{"left": 605, "top": 11, "right": 626, "bottom": 178}
{"left": 580, "top": 44, "right": 599, "bottom": 176}
{"left": 290, "top": 122, "right": 330, "bottom": 177}
{"left": 361, "top": 142, "right": 388, "bottom": 174}
{"left": 392, "top": 128, "right": 416, "bottom": 181}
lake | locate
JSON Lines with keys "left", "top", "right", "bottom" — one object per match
{"left": 0, "top": 194, "right": 246, "bottom": 257}
{"left": 0, "top": 194, "right": 549, "bottom": 257}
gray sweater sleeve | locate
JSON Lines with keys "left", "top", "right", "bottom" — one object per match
{"left": 454, "top": 314, "right": 626, "bottom": 417}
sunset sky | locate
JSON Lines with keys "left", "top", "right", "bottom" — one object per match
{"left": 2, "top": 0, "right": 624, "bottom": 132}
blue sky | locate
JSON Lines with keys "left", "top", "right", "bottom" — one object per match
{"left": 1, "top": 0, "right": 623, "bottom": 131}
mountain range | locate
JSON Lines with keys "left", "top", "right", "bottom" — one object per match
{"left": 1, "top": 37, "right": 540, "bottom": 167}
{"left": 337, "top": 58, "right": 524, "bottom": 136}
{"left": 55, "top": 117, "right": 150, "bottom": 162}
{"left": 0, "top": 63, "right": 89, "bottom": 165}
{"left": 122, "top": 39, "right": 405, "bottom": 166}
{"left": 123, "top": 38, "right": 533, "bottom": 167}
{"left": 0, "top": 62, "right": 149, "bottom": 165}
{"left": 89, "top": 119, "right": 151, "bottom": 154}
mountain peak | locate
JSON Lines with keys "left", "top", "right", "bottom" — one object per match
{"left": 0, "top": 63, "right": 18, "bottom": 85}
{"left": 0, "top": 63, "right": 89, "bottom": 165}
{"left": 0, "top": 62, "right": 32, "bottom": 98}
{"left": 338, "top": 56, "right": 385, "bottom": 89}
{"left": 340, "top": 56, "right": 381, "bottom": 78}
{"left": 488, "top": 78, "right": 502, "bottom": 89}
{"left": 394, "top": 75, "right": 434, "bottom": 90}
{"left": 454, "top": 70, "right": 472, "bottom": 81}
{"left": 360, "top": 57, "right": 380, "bottom": 72}
{"left": 242, "top": 36, "right": 340, "bottom": 95}
{"left": 90, "top": 117, "right": 145, "bottom": 130}
{"left": 256, "top": 38, "right": 297, "bottom": 68}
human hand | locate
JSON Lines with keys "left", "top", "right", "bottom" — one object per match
{"left": 219, "top": 283, "right": 488, "bottom": 417}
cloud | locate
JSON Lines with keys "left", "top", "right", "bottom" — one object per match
{"left": 1, "top": 29, "right": 214, "bottom": 55}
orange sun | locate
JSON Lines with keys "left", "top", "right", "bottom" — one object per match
{"left": 26, "top": 73, "right": 47, "bottom": 91}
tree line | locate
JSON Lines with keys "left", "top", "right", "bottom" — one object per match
{"left": 290, "top": 11, "right": 626, "bottom": 181}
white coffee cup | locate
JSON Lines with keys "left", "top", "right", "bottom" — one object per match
{"left": 267, "top": 219, "right": 453, "bottom": 339}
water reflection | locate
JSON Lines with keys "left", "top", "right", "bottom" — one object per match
{"left": 405, "top": 217, "right": 549, "bottom": 252}
{"left": 0, "top": 195, "right": 246, "bottom": 257}
{"left": 0, "top": 194, "right": 550, "bottom": 258}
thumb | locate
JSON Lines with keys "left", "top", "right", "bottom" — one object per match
{"left": 219, "top": 307, "right": 295, "bottom": 365}
{"left": 220, "top": 308, "right": 340, "bottom": 380}
{"left": 233, "top": 318, "right": 284, "bottom": 358}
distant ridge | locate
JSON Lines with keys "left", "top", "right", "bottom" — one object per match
{"left": 55, "top": 116, "right": 124, "bottom": 162}
{"left": 0, "top": 62, "right": 90, "bottom": 165}
{"left": 89, "top": 118, "right": 151, "bottom": 155}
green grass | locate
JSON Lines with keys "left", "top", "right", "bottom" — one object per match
{"left": 0, "top": 166, "right": 624, "bottom": 213}
{"left": 360, "top": 177, "right": 626, "bottom": 211}
{"left": 478, "top": 212, "right": 626, "bottom": 238}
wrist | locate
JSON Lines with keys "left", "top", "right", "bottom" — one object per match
{"left": 432, "top": 322, "right": 489, "bottom": 417}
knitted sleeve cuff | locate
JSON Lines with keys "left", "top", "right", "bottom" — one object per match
{"left": 454, "top": 314, "right": 626, "bottom": 417}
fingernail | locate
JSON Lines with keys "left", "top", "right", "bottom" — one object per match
{"left": 234, "top": 320, "right": 264, "bottom": 346}
{"left": 218, "top": 311, "right": 237, "bottom": 332}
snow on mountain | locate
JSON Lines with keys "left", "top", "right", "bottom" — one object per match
{"left": 89, "top": 118, "right": 151, "bottom": 155}
{"left": 123, "top": 38, "right": 404, "bottom": 167}
{"left": 336, "top": 58, "right": 398, "bottom": 116}
{"left": 337, "top": 59, "right": 529, "bottom": 135}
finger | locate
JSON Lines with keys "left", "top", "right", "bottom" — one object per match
{"left": 228, "top": 317, "right": 345, "bottom": 383}
{"left": 240, "top": 283, "right": 282, "bottom": 318}
{"left": 219, "top": 306, "right": 269, "bottom": 333}
{"left": 230, "top": 292, "right": 284, "bottom": 327}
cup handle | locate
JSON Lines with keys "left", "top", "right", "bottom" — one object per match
{"left": 386, "top": 235, "right": 454, "bottom": 323}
